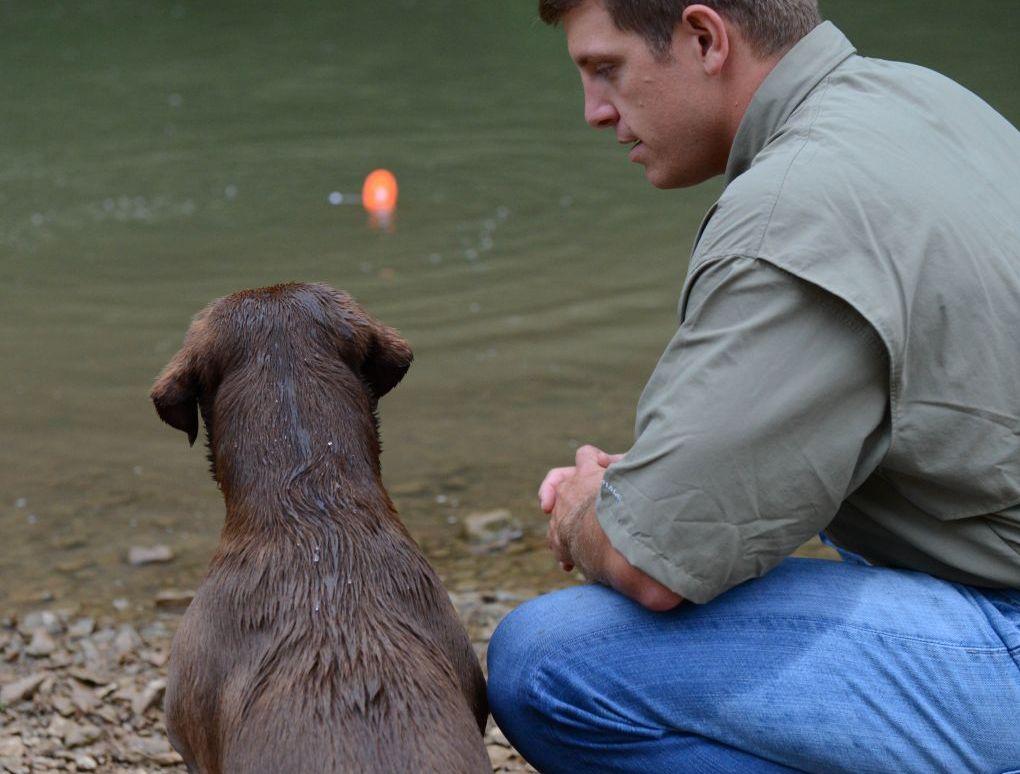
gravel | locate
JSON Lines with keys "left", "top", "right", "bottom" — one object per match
{"left": 0, "top": 592, "right": 535, "bottom": 772}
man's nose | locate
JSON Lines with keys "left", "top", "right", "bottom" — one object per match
{"left": 584, "top": 95, "right": 618, "bottom": 129}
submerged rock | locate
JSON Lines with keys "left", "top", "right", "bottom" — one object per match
{"left": 462, "top": 509, "right": 524, "bottom": 552}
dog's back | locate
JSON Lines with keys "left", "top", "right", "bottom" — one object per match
{"left": 151, "top": 284, "right": 489, "bottom": 773}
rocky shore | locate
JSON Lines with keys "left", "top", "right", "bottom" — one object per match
{"left": 0, "top": 591, "right": 535, "bottom": 773}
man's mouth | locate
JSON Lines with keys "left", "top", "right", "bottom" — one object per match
{"left": 628, "top": 140, "right": 644, "bottom": 161}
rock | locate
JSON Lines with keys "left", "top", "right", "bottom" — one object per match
{"left": 68, "top": 668, "right": 107, "bottom": 686}
{"left": 18, "top": 611, "right": 61, "bottom": 636}
{"left": 70, "top": 682, "right": 100, "bottom": 714}
{"left": 77, "top": 638, "right": 102, "bottom": 667}
{"left": 1, "top": 672, "right": 47, "bottom": 704}
{"left": 56, "top": 559, "right": 94, "bottom": 575}
{"left": 67, "top": 618, "right": 95, "bottom": 638}
{"left": 131, "top": 678, "right": 166, "bottom": 715}
{"left": 26, "top": 629, "right": 57, "bottom": 657}
{"left": 153, "top": 589, "right": 194, "bottom": 612}
{"left": 0, "top": 736, "right": 26, "bottom": 757}
{"left": 113, "top": 625, "right": 143, "bottom": 658}
{"left": 65, "top": 722, "right": 101, "bottom": 748}
{"left": 130, "top": 734, "right": 178, "bottom": 762}
{"left": 112, "top": 598, "right": 130, "bottom": 612}
{"left": 462, "top": 509, "right": 524, "bottom": 552}
{"left": 46, "top": 715, "right": 72, "bottom": 740}
{"left": 73, "top": 754, "right": 98, "bottom": 771}
{"left": 141, "top": 649, "right": 167, "bottom": 668}
{"left": 52, "top": 693, "right": 76, "bottom": 717}
{"left": 127, "top": 545, "right": 174, "bottom": 566}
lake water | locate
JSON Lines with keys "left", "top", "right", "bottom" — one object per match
{"left": 2, "top": 0, "right": 1017, "bottom": 614}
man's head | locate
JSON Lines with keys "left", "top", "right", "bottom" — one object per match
{"left": 541, "top": 0, "right": 821, "bottom": 187}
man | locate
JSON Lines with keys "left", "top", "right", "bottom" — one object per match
{"left": 486, "top": 1, "right": 1020, "bottom": 771}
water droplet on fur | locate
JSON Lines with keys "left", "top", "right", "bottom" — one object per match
{"left": 312, "top": 545, "right": 320, "bottom": 563}
{"left": 314, "top": 603, "right": 320, "bottom": 612}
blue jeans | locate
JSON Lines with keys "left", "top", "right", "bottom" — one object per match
{"left": 487, "top": 558, "right": 1020, "bottom": 773}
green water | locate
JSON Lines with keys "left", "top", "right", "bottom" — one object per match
{"left": 2, "top": 1, "right": 1017, "bottom": 613}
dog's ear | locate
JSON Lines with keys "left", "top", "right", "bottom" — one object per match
{"left": 362, "top": 323, "right": 413, "bottom": 400}
{"left": 151, "top": 312, "right": 216, "bottom": 446}
{"left": 151, "top": 349, "right": 200, "bottom": 446}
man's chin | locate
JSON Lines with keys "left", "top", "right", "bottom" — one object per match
{"left": 644, "top": 164, "right": 715, "bottom": 190}
{"left": 643, "top": 165, "right": 683, "bottom": 190}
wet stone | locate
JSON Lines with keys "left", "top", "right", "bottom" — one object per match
{"left": 462, "top": 509, "right": 524, "bottom": 552}
{"left": 127, "top": 545, "right": 175, "bottom": 566}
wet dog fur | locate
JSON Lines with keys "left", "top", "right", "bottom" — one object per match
{"left": 150, "top": 283, "right": 489, "bottom": 773}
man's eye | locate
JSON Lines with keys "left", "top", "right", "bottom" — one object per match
{"left": 594, "top": 63, "right": 616, "bottom": 78}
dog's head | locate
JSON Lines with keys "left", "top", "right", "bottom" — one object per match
{"left": 150, "top": 283, "right": 413, "bottom": 448}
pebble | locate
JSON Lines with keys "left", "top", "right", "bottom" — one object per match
{"left": 113, "top": 624, "right": 143, "bottom": 658}
{"left": 1, "top": 672, "right": 47, "bottom": 704}
{"left": 131, "top": 678, "right": 166, "bottom": 715}
{"left": 153, "top": 589, "right": 194, "bottom": 612}
{"left": 462, "top": 509, "right": 524, "bottom": 552}
{"left": 0, "top": 592, "right": 536, "bottom": 772}
{"left": 68, "top": 618, "right": 95, "bottom": 638}
{"left": 127, "top": 545, "right": 175, "bottom": 566}
{"left": 18, "top": 611, "right": 61, "bottom": 636}
{"left": 26, "top": 629, "right": 57, "bottom": 657}
{"left": 65, "top": 722, "right": 102, "bottom": 748}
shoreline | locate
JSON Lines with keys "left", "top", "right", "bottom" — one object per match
{"left": 0, "top": 590, "right": 536, "bottom": 773}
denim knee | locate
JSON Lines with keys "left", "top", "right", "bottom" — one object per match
{"left": 486, "top": 595, "right": 544, "bottom": 729}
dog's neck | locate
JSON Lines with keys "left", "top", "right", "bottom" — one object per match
{"left": 207, "top": 366, "right": 396, "bottom": 537}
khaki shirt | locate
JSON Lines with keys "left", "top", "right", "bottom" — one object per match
{"left": 598, "top": 22, "right": 1020, "bottom": 603}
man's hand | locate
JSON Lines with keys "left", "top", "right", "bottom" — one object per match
{"left": 542, "top": 445, "right": 614, "bottom": 572}
{"left": 539, "top": 446, "right": 623, "bottom": 516}
{"left": 540, "top": 445, "right": 684, "bottom": 611}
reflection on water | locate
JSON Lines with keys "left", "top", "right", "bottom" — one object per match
{"left": 1, "top": 1, "right": 1017, "bottom": 613}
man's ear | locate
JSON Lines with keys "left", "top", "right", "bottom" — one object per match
{"left": 362, "top": 323, "right": 413, "bottom": 400}
{"left": 151, "top": 350, "right": 200, "bottom": 446}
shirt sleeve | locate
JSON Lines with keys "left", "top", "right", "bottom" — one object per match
{"left": 597, "top": 255, "right": 889, "bottom": 604}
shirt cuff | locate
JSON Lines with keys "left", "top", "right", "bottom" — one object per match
{"left": 596, "top": 477, "right": 722, "bottom": 604}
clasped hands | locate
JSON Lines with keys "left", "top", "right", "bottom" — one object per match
{"left": 538, "top": 444, "right": 684, "bottom": 611}
{"left": 539, "top": 444, "right": 622, "bottom": 576}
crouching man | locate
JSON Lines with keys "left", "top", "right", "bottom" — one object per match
{"left": 487, "top": 1, "right": 1020, "bottom": 771}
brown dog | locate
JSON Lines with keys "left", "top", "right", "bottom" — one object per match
{"left": 150, "top": 283, "right": 489, "bottom": 773}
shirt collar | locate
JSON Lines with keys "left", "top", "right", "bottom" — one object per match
{"left": 724, "top": 21, "right": 857, "bottom": 184}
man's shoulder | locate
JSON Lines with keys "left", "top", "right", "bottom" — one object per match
{"left": 697, "top": 55, "right": 1020, "bottom": 265}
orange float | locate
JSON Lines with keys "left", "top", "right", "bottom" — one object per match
{"left": 361, "top": 169, "right": 398, "bottom": 214}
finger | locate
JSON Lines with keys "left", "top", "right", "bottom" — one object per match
{"left": 538, "top": 466, "right": 575, "bottom": 512}
{"left": 575, "top": 444, "right": 603, "bottom": 467}
{"left": 597, "top": 451, "right": 625, "bottom": 467}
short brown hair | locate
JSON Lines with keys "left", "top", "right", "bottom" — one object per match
{"left": 539, "top": 0, "right": 821, "bottom": 58}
